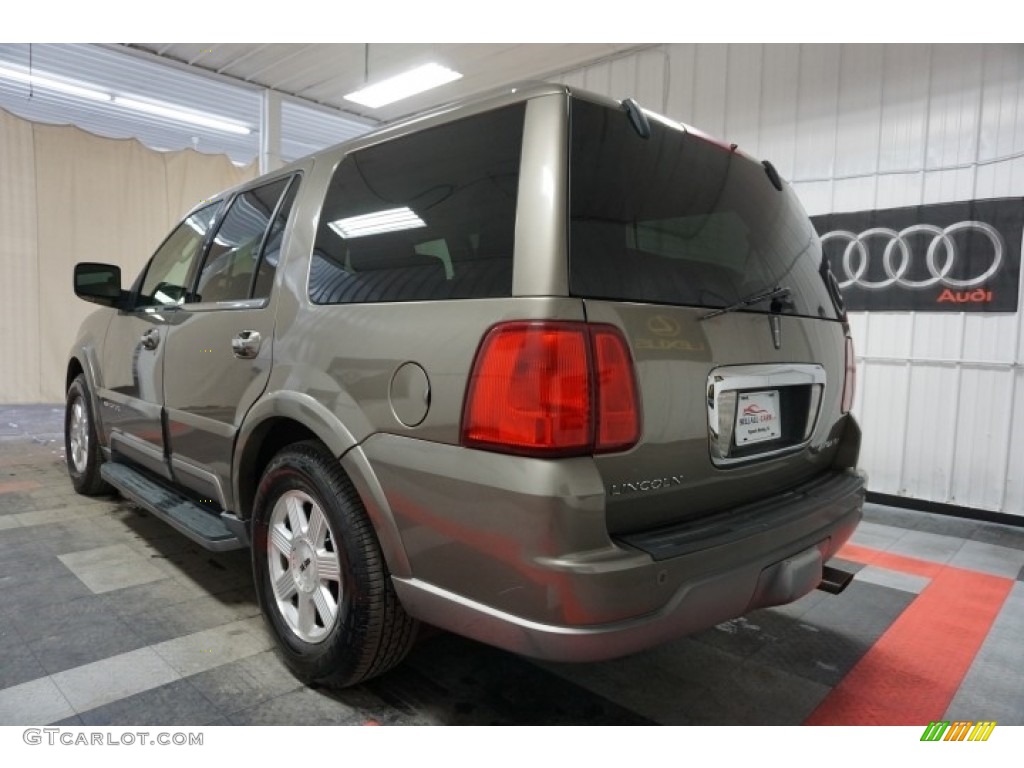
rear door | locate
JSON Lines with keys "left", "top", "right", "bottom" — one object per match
{"left": 98, "top": 204, "right": 220, "bottom": 479}
{"left": 161, "top": 174, "right": 299, "bottom": 508}
{"left": 568, "top": 97, "right": 848, "bottom": 534}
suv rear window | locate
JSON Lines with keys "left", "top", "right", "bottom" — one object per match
{"left": 569, "top": 98, "right": 838, "bottom": 320}
{"left": 309, "top": 103, "right": 525, "bottom": 304}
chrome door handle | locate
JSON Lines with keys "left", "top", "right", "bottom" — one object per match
{"left": 140, "top": 328, "right": 160, "bottom": 350}
{"left": 231, "top": 330, "right": 262, "bottom": 359}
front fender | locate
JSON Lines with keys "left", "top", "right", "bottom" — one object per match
{"left": 67, "top": 308, "right": 115, "bottom": 443}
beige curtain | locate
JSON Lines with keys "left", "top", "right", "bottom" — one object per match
{"left": 0, "top": 107, "right": 256, "bottom": 403}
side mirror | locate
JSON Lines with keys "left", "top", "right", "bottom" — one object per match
{"left": 74, "top": 262, "right": 125, "bottom": 308}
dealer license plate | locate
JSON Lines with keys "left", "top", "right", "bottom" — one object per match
{"left": 735, "top": 390, "right": 781, "bottom": 446}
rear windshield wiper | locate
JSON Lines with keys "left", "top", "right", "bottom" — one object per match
{"left": 699, "top": 286, "right": 792, "bottom": 321}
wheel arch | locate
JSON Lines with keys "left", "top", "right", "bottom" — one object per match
{"left": 66, "top": 357, "right": 85, "bottom": 393}
{"left": 65, "top": 348, "right": 108, "bottom": 445}
{"left": 233, "top": 393, "right": 411, "bottom": 579}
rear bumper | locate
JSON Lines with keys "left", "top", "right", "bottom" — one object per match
{"left": 355, "top": 434, "right": 865, "bottom": 662}
{"left": 393, "top": 515, "right": 855, "bottom": 662}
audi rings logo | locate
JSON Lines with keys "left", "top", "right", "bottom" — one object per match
{"left": 821, "top": 222, "right": 1005, "bottom": 291}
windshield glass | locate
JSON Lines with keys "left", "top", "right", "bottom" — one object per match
{"left": 569, "top": 97, "right": 838, "bottom": 320}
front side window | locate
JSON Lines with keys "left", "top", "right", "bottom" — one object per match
{"left": 138, "top": 204, "right": 220, "bottom": 307}
{"left": 194, "top": 177, "right": 293, "bottom": 304}
{"left": 309, "top": 103, "right": 525, "bottom": 304}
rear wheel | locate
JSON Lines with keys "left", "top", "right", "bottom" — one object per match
{"left": 251, "top": 440, "right": 418, "bottom": 688}
{"left": 64, "top": 374, "right": 112, "bottom": 496}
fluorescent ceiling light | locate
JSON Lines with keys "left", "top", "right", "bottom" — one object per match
{"left": 0, "top": 65, "right": 111, "bottom": 102}
{"left": 328, "top": 207, "right": 426, "bottom": 239}
{"left": 113, "top": 96, "right": 251, "bottom": 135}
{"left": 0, "top": 62, "right": 251, "bottom": 137}
{"left": 344, "top": 63, "right": 462, "bottom": 109}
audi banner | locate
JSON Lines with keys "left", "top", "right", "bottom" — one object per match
{"left": 811, "top": 198, "right": 1023, "bottom": 312}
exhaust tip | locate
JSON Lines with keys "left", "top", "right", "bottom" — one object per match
{"left": 817, "top": 564, "right": 856, "bottom": 595}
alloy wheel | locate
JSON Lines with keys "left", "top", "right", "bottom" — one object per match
{"left": 68, "top": 397, "right": 90, "bottom": 473}
{"left": 267, "top": 489, "right": 343, "bottom": 643}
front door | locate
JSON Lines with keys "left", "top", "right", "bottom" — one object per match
{"left": 98, "top": 203, "right": 221, "bottom": 479}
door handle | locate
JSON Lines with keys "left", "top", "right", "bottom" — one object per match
{"left": 231, "top": 330, "right": 262, "bottom": 359}
{"left": 140, "top": 328, "right": 160, "bottom": 350}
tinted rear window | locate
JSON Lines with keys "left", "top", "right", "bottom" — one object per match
{"left": 569, "top": 98, "right": 837, "bottom": 320}
{"left": 309, "top": 103, "right": 525, "bottom": 304}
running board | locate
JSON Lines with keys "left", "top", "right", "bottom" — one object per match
{"left": 817, "top": 564, "right": 856, "bottom": 595}
{"left": 100, "top": 462, "right": 245, "bottom": 552}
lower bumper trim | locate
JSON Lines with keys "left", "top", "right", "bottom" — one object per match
{"left": 393, "top": 502, "right": 861, "bottom": 663}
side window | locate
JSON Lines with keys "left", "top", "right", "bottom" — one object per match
{"left": 309, "top": 103, "right": 525, "bottom": 305}
{"left": 138, "top": 204, "right": 219, "bottom": 307}
{"left": 194, "top": 177, "right": 291, "bottom": 304}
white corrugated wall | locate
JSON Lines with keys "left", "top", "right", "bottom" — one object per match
{"left": 554, "top": 44, "right": 1024, "bottom": 519}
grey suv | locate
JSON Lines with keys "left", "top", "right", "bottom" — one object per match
{"left": 65, "top": 83, "right": 864, "bottom": 688}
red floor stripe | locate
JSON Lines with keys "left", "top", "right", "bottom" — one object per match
{"left": 0, "top": 479, "right": 41, "bottom": 494}
{"left": 839, "top": 543, "right": 943, "bottom": 578}
{"left": 806, "top": 545, "right": 1013, "bottom": 725}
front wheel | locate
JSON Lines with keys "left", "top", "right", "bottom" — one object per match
{"left": 251, "top": 440, "right": 418, "bottom": 688}
{"left": 65, "top": 374, "right": 112, "bottom": 496}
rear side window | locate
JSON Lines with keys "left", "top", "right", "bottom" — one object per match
{"left": 253, "top": 179, "right": 300, "bottom": 299}
{"left": 194, "top": 176, "right": 296, "bottom": 304}
{"left": 569, "top": 98, "right": 837, "bottom": 320}
{"left": 309, "top": 103, "right": 525, "bottom": 304}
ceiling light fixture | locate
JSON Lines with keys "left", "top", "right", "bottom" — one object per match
{"left": 328, "top": 207, "right": 426, "bottom": 239}
{"left": 0, "top": 64, "right": 112, "bottom": 102}
{"left": 113, "top": 96, "right": 252, "bottom": 135}
{"left": 344, "top": 63, "right": 462, "bottom": 109}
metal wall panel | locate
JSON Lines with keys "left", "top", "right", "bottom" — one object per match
{"left": 757, "top": 45, "right": 800, "bottom": 180}
{"left": 722, "top": 45, "right": 763, "bottom": 156}
{"left": 794, "top": 45, "right": 841, "bottom": 183}
{"left": 633, "top": 50, "right": 666, "bottom": 112}
{"left": 1005, "top": 371, "right": 1024, "bottom": 513}
{"left": 858, "top": 361, "right": 912, "bottom": 493}
{"left": 901, "top": 365, "right": 960, "bottom": 499}
{"left": 664, "top": 44, "right": 697, "bottom": 121}
{"left": 950, "top": 368, "right": 1015, "bottom": 509}
{"left": 834, "top": 45, "right": 885, "bottom": 182}
{"left": 560, "top": 43, "right": 1024, "bottom": 518}
{"left": 692, "top": 44, "right": 729, "bottom": 140}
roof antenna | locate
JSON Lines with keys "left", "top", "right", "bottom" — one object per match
{"left": 28, "top": 43, "right": 33, "bottom": 99}
{"left": 364, "top": 43, "right": 369, "bottom": 84}
{"left": 622, "top": 98, "right": 650, "bottom": 139}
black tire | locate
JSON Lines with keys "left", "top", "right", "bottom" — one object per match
{"left": 251, "top": 440, "right": 418, "bottom": 688}
{"left": 64, "top": 374, "right": 112, "bottom": 496}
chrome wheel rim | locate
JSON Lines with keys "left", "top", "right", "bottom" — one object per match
{"left": 68, "top": 398, "right": 89, "bottom": 473}
{"left": 267, "top": 490, "right": 342, "bottom": 644}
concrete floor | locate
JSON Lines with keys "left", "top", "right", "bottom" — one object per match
{"left": 1, "top": 404, "right": 1022, "bottom": 726}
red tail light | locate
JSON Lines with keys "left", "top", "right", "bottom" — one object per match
{"left": 462, "top": 322, "right": 640, "bottom": 457}
{"left": 592, "top": 329, "right": 640, "bottom": 451}
{"left": 841, "top": 335, "right": 856, "bottom": 414}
